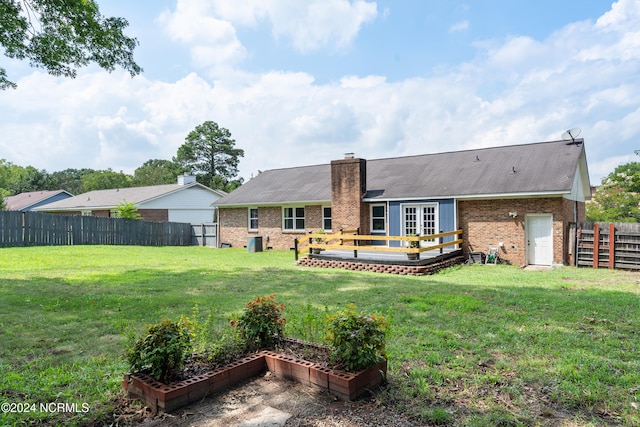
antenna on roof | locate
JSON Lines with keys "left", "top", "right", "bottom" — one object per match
{"left": 562, "top": 127, "right": 581, "bottom": 144}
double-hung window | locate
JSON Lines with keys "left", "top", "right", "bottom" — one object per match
{"left": 322, "top": 207, "right": 332, "bottom": 231}
{"left": 283, "top": 207, "right": 305, "bottom": 231}
{"left": 371, "top": 204, "right": 386, "bottom": 232}
{"left": 248, "top": 208, "right": 258, "bottom": 230}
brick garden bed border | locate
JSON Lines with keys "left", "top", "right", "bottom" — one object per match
{"left": 297, "top": 254, "right": 466, "bottom": 275}
{"left": 122, "top": 343, "right": 387, "bottom": 413}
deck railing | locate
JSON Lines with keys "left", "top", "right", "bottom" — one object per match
{"left": 294, "top": 228, "right": 463, "bottom": 261}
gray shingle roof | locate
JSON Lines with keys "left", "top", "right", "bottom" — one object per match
{"left": 215, "top": 140, "right": 588, "bottom": 206}
{"left": 215, "top": 164, "right": 331, "bottom": 206}
{"left": 37, "top": 183, "right": 218, "bottom": 210}
{"left": 4, "top": 190, "right": 72, "bottom": 211}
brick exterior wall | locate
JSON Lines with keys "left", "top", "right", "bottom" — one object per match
{"left": 330, "top": 158, "right": 369, "bottom": 234}
{"left": 219, "top": 205, "right": 325, "bottom": 250}
{"left": 138, "top": 209, "right": 169, "bottom": 223}
{"left": 50, "top": 209, "right": 169, "bottom": 222}
{"left": 458, "top": 197, "right": 585, "bottom": 266}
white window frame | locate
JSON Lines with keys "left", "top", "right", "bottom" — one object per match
{"left": 283, "top": 206, "right": 305, "bottom": 231}
{"left": 322, "top": 206, "right": 332, "bottom": 232}
{"left": 248, "top": 208, "right": 258, "bottom": 230}
{"left": 370, "top": 204, "right": 386, "bottom": 233}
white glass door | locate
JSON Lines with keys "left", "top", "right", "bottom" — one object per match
{"left": 402, "top": 204, "right": 438, "bottom": 247}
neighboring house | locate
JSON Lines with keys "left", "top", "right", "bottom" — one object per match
{"left": 4, "top": 190, "right": 73, "bottom": 211}
{"left": 37, "top": 175, "right": 226, "bottom": 224}
{"left": 215, "top": 139, "right": 591, "bottom": 267}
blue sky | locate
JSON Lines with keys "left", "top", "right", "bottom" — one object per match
{"left": 1, "top": 0, "right": 638, "bottom": 186}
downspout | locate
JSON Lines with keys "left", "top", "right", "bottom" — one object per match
{"left": 574, "top": 201, "right": 578, "bottom": 266}
{"left": 214, "top": 206, "right": 220, "bottom": 248}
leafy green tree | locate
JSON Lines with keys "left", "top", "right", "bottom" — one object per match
{"left": 0, "top": 159, "right": 12, "bottom": 192}
{"left": 47, "top": 168, "right": 96, "bottom": 194}
{"left": 81, "top": 169, "right": 132, "bottom": 191}
{"left": 587, "top": 162, "right": 640, "bottom": 222}
{"left": 133, "top": 159, "right": 184, "bottom": 186}
{"left": 116, "top": 201, "right": 141, "bottom": 220}
{"left": 174, "top": 121, "right": 244, "bottom": 191}
{"left": 0, "top": 189, "right": 7, "bottom": 210}
{"left": 0, "top": 160, "right": 47, "bottom": 194}
{"left": 0, "top": 0, "right": 142, "bottom": 89}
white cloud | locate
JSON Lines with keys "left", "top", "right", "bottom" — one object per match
{"left": 449, "top": 20, "right": 469, "bottom": 33}
{"left": 2, "top": 0, "right": 640, "bottom": 188}
{"left": 158, "top": 0, "right": 247, "bottom": 68}
{"left": 264, "top": 0, "right": 378, "bottom": 52}
{"left": 196, "top": 0, "right": 378, "bottom": 53}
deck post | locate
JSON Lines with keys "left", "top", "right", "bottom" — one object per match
{"left": 439, "top": 230, "right": 443, "bottom": 254}
{"left": 354, "top": 228, "right": 359, "bottom": 258}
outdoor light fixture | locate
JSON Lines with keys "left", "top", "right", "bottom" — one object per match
{"left": 508, "top": 212, "right": 518, "bottom": 218}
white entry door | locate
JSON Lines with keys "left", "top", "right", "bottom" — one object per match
{"left": 402, "top": 204, "right": 438, "bottom": 247}
{"left": 526, "top": 214, "right": 553, "bottom": 265}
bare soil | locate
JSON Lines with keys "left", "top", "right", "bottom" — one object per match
{"left": 112, "top": 371, "right": 418, "bottom": 427}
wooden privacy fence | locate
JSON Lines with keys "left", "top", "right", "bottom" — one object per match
{"left": 576, "top": 222, "right": 640, "bottom": 270}
{"left": 0, "top": 211, "right": 192, "bottom": 247}
{"left": 294, "top": 228, "right": 463, "bottom": 261}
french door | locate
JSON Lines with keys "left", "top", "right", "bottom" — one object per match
{"left": 402, "top": 204, "right": 438, "bottom": 247}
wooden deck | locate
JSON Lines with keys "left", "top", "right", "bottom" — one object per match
{"left": 311, "top": 247, "right": 462, "bottom": 266}
{"left": 294, "top": 229, "right": 465, "bottom": 275}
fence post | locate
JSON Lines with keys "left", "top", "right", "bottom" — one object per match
{"left": 609, "top": 223, "right": 615, "bottom": 269}
{"left": 294, "top": 238, "right": 299, "bottom": 261}
{"left": 593, "top": 223, "right": 599, "bottom": 269}
{"left": 353, "top": 228, "right": 359, "bottom": 258}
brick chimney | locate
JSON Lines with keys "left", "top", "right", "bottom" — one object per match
{"left": 330, "top": 154, "right": 368, "bottom": 234}
{"left": 177, "top": 173, "right": 196, "bottom": 185}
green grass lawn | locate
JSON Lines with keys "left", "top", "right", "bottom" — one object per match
{"left": 0, "top": 246, "right": 638, "bottom": 426}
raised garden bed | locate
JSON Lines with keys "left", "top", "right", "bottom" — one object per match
{"left": 123, "top": 339, "right": 387, "bottom": 413}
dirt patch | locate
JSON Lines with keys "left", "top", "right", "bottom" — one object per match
{"left": 114, "top": 371, "right": 415, "bottom": 427}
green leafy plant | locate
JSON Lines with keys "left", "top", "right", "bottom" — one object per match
{"left": 326, "top": 304, "right": 388, "bottom": 372}
{"left": 116, "top": 201, "right": 142, "bottom": 220}
{"left": 126, "top": 317, "right": 193, "bottom": 383}
{"left": 208, "top": 328, "right": 248, "bottom": 366}
{"left": 314, "top": 229, "right": 326, "bottom": 243}
{"left": 407, "top": 233, "right": 420, "bottom": 248}
{"left": 232, "top": 294, "right": 286, "bottom": 351}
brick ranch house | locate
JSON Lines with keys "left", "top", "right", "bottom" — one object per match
{"left": 36, "top": 174, "right": 226, "bottom": 224}
{"left": 215, "top": 139, "right": 591, "bottom": 267}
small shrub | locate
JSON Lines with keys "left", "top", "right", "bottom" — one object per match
{"left": 126, "top": 317, "right": 193, "bottom": 383}
{"left": 232, "top": 294, "right": 286, "bottom": 351}
{"left": 116, "top": 201, "right": 142, "bottom": 220}
{"left": 208, "top": 328, "right": 247, "bottom": 366}
{"left": 326, "top": 304, "right": 388, "bottom": 372}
